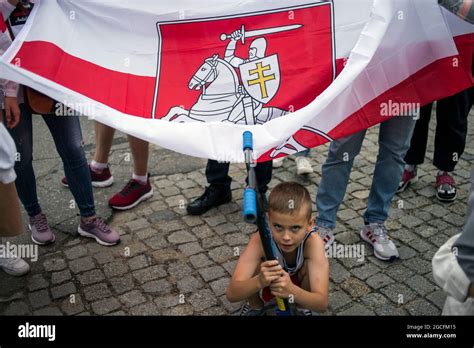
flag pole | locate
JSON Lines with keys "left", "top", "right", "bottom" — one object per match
{"left": 242, "top": 131, "right": 291, "bottom": 316}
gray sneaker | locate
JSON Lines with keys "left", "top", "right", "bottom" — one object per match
{"left": 29, "top": 213, "right": 55, "bottom": 245}
{"left": 360, "top": 223, "right": 399, "bottom": 261}
{"left": 314, "top": 225, "right": 335, "bottom": 250}
{"left": 0, "top": 256, "right": 30, "bottom": 276}
{"left": 78, "top": 216, "right": 120, "bottom": 246}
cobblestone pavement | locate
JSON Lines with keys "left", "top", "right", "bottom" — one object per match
{"left": 1, "top": 109, "right": 473, "bottom": 316}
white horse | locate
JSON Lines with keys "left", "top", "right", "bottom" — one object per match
{"left": 161, "top": 54, "right": 287, "bottom": 124}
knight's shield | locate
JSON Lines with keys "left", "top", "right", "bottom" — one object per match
{"left": 240, "top": 54, "right": 280, "bottom": 104}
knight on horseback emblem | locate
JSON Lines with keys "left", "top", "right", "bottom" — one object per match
{"left": 162, "top": 24, "right": 302, "bottom": 124}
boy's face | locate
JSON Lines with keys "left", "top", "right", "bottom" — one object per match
{"left": 268, "top": 206, "right": 314, "bottom": 254}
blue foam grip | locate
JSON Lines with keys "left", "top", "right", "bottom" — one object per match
{"left": 243, "top": 131, "right": 253, "bottom": 151}
{"left": 243, "top": 188, "right": 257, "bottom": 223}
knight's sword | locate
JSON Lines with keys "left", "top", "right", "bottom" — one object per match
{"left": 220, "top": 24, "right": 303, "bottom": 43}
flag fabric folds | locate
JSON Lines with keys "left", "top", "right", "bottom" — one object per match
{"left": 0, "top": 0, "right": 472, "bottom": 162}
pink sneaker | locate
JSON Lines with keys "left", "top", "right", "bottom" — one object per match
{"left": 78, "top": 216, "right": 120, "bottom": 246}
{"left": 29, "top": 213, "right": 56, "bottom": 245}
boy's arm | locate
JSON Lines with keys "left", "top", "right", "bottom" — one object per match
{"left": 226, "top": 233, "right": 269, "bottom": 303}
{"left": 291, "top": 234, "right": 329, "bottom": 311}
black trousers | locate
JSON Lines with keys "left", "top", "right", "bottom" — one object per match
{"left": 205, "top": 159, "right": 272, "bottom": 193}
{"left": 404, "top": 88, "right": 473, "bottom": 172}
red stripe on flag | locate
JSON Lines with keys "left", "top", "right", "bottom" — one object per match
{"left": 11, "top": 41, "right": 156, "bottom": 117}
{"left": 0, "top": 13, "right": 6, "bottom": 33}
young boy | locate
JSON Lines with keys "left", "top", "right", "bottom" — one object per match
{"left": 226, "top": 182, "right": 329, "bottom": 314}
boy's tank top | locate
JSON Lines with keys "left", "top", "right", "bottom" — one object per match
{"left": 274, "top": 228, "right": 315, "bottom": 276}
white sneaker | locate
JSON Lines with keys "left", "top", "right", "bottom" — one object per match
{"left": 272, "top": 157, "right": 285, "bottom": 168}
{"left": 360, "top": 223, "right": 399, "bottom": 261}
{"left": 0, "top": 256, "right": 30, "bottom": 276}
{"left": 295, "top": 157, "right": 313, "bottom": 175}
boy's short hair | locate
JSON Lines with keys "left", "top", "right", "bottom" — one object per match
{"left": 268, "top": 182, "right": 312, "bottom": 220}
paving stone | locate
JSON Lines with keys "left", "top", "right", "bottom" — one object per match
{"left": 162, "top": 304, "right": 194, "bottom": 316}
{"left": 189, "top": 289, "right": 218, "bottom": 311}
{"left": 366, "top": 273, "right": 395, "bottom": 290}
{"left": 64, "top": 245, "right": 88, "bottom": 260}
{"left": 33, "top": 307, "right": 63, "bottom": 316}
{"left": 27, "top": 274, "right": 49, "bottom": 291}
{"left": 152, "top": 249, "right": 183, "bottom": 263}
{"left": 374, "top": 304, "right": 407, "bottom": 316}
{"left": 28, "top": 290, "right": 51, "bottom": 309}
{"left": 403, "top": 258, "right": 433, "bottom": 275}
{"left": 3, "top": 301, "right": 31, "bottom": 315}
{"left": 84, "top": 283, "right": 112, "bottom": 302}
{"left": 329, "top": 290, "right": 352, "bottom": 311}
{"left": 77, "top": 269, "right": 105, "bottom": 286}
{"left": 209, "top": 278, "right": 230, "bottom": 297}
{"left": 192, "top": 225, "right": 215, "bottom": 239}
{"left": 93, "top": 251, "right": 115, "bottom": 265}
{"left": 51, "top": 282, "right": 76, "bottom": 300}
{"left": 350, "top": 263, "right": 380, "bottom": 280}
{"left": 380, "top": 283, "right": 417, "bottom": 304}
{"left": 426, "top": 290, "right": 447, "bottom": 310}
{"left": 177, "top": 275, "right": 204, "bottom": 294}
{"left": 198, "top": 266, "right": 226, "bottom": 282}
{"left": 385, "top": 264, "right": 415, "bottom": 283}
{"left": 178, "top": 242, "right": 204, "bottom": 256}
{"left": 340, "top": 277, "right": 371, "bottom": 298}
{"left": 43, "top": 258, "right": 67, "bottom": 272}
{"left": 133, "top": 265, "right": 167, "bottom": 284}
{"left": 110, "top": 274, "right": 135, "bottom": 294}
{"left": 128, "top": 254, "right": 152, "bottom": 271}
{"left": 103, "top": 261, "right": 129, "bottom": 278}
{"left": 404, "top": 275, "right": 438, "bottom": 296}
{"left": 213, "top": 223, "right": 239, "bottom": 235}
{"left": 91, "top": 298, "right": 121, "bottom": 315}
{"left": 201, "top": 236, "right": 225, "bottom": 249}
{"left": 405, "top": 298, "right": 440, "bottom": 315}
{"left": 154, "top": 295, "right": 181, "bottom": 309}
{"left": 51, "top": 270, "right": 72, "bottom": 285}
{"left": 224, "top": 233, "right": 249, "bottom": 246}
{"left": 119, "top": 290, "right": 147, "bottom": 307}
{"left": 142, "top": 279, "right": 173, "bottom": 295}
{"left": 167, "top": 261, "right": 193, "bottom": 279}
{"left": 130, "top": 302, "right": 160, "bottom": 315}
{"left": 189, "top": 253, "right": 214, "bottom": 269}
{"left": 61, "top": 295, "right": 84, "bottom": 315}
{"left": 204, "top": 214, "right": 227, "bottom": 227}
{"left": 329, "top": 261, "right": 351, "bottom": 284}
{"left": 337, "top": 303, "right": 375, "bottom": 316}
{"left": 69, "top": 257, "right": 95, "bottom": 274}
{"left": 168, "top": 230, "right": 197, "bottom": 244}
{"left": 208, "top": 245, "right": 235, "bottom": 263}
{"left": 361, "top": 293, "right": 390, "bottom": 308}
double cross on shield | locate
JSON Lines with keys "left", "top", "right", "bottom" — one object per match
{"left": 240, "top": 54, "right": 281, "bottom": 104}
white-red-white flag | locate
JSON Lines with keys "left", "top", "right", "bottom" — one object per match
{"left": 0, "top": 0, "right": 472, "bottom": 162}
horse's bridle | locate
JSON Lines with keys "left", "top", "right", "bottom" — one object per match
{"left": 190, "top": 55, "right": 219, "bottom": 93}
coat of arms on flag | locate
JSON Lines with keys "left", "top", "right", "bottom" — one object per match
{"left": 154, "top": 2, "right": 336, "bottom": 127}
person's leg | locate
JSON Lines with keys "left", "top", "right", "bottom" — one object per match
{"left": 6, "top": 104, "right": 41, "bottom": 217}
{"left": 43, "top": 114, "right": 96, "bottom": 218}
{"left": 364, "top": 115, "right": 416, "bottom": 224}
{"left": 187, "top": 160, "right": 232, "bottom": 215}
{"left": 433, "top": 91, "right": 470, "bottom": 172}
{"left": 403, "top": 103, "right": 432, "bottom": 166}
{"left": 108, "top": 135, "right": 153, "bottom": 210}
{"left": 206, "top": 160, "right": 232, "bottom": 190}
{"left": 44, "top": 115, "right": 119, "bottom": 245}
{"left": 433, "top": 90, "right": 471, "bottom": 202}
{"left": 92, "top": 122, "right": 115, "bottom": 165}
{"left": 128, "top": 135, "right": 149, "bottom": 180}
{"left": 255, "top": 161, "right": 272, "bottom": 194}
{"left": 316, "top": 130, "right": 366, "bottom": 229}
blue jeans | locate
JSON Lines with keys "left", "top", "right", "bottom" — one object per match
{"left": 7, "top": 104, "right": 95, "bottom": 217}
{"left": 316, "top": 116, "right": 416, "bottom": 229}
